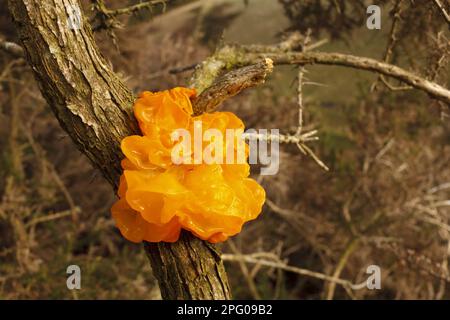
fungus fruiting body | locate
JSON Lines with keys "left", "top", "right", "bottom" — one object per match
{"left": 111, "top": 87, "right": 265, "bottom": 243}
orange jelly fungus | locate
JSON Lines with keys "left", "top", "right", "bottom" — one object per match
{"left": 111, "top": 87, "right": 266, "bottom": 243}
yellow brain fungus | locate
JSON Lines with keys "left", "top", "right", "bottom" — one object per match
{"left": 111, "top": 87, "right": 266, "bottom": 243}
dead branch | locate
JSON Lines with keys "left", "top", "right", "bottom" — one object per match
{"left": 372, "top": 0, "right": 412, "bottom": 92}
{"left": 433, "top": 0, "right": 450, "bottom": 25}
{"left": 25, "top": 209, "right": 80, "bottom": 228}
{"left": 0, "top": 38, "right": 24, "bottom": 58}
{"left": 148, "top": 63, "right": 198, "bottom": 80}
{"left": 105, "top": 0, "right": 168, "bottom": 16}
{"left": 192, "top": 37, "right": 450, "bottom": 105}
{"left": 91, "top": 0, "right": 168, "bottom": 32}
{"left": 222, "top": 253, "right": 368, "bottom": 292}
{"left": 191, "top": 58, "right": 273, "bottom": 115}
{"left": 227, "top": 240, "right": 262, "bottom": 300}
{"left": 249, "top": 51, "right": 450, "bottom": 105}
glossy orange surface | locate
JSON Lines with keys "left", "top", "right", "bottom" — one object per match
{"left": 111, "top": 87, "right": 266, "bottom": 243}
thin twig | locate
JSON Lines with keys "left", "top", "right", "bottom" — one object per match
{"left": 265, "top": 198, "right": 323, "bottom": 226}
{"left": 222, "top": 253, "right": 367, "bottom": 291}
{"left": 436, "top": 237, "right": 450, "bottom": 299}
{"left": 25, "top": 209, "right": 80, "bottom": 228}
{"left": 433, "top": 0, "right": 450, "bottom": 25}
{"left": 325, "top": 238, "right": 361, "bottom": 300}
{"left": 23, "top": 122, "right": 79, "bottom": 223}
{"left": 296, "top": 30, "right": 311, "bottom": 135}
{"left": 227, "top": 240, "right": 262, "bottom": 300}
{"left": 147, "top": 63, "right": 198, "bottom": 80}
{"left": 0, "top": 38, "right": 24, "bottom": 58}
{"left": 107, "top": 0, "right": 168, "bottom": 17}
{"left": 296, "top": 66, "right": 305, "bottom": 134}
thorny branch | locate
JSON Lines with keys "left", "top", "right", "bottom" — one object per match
{"left": 292, "top": 29, "right": 329, "bottom": 171}
{"left": 189, "top": 31, "right": 449, "bottom": 169}
{"left": 192, "top": 32, "right": 450, "bottom": 105}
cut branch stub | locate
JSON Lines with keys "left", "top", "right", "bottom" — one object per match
{"left": 192, "top": 58, "right": 274, "bottom": 115}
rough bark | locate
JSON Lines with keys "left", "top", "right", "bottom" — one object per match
{"left": 145, "top": 231, "right": 231, "bottom": 299}
{"left": 7, "top": 0, "right": 138, "bottom": 188}
{"left": 7, "top": 0, "right": 232, "bottom": 300}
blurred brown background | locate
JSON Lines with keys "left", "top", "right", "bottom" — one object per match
{"left": 0, "top": 0, "right": 449, "bottom": 299}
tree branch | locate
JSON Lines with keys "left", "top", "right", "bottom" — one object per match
{"left": 193, "top": 40, "right": 450, "bottom": 105}
{"left": 5, "top": 0, "right": 271, "bottom": 300}
{"left": 91, "top": 0, "right": 169, "bottom": 32}
{"left": 278, "top": 51, "right": 450, "bottom": 105}
{"left": 105, "top": 0, "right": 168, "bottom": 16}
{"left": 191, "top": 58, "right": 273, "bottom": 115}
{"left": 0, "top": 38, "right": 24, "bottom": 58}
{"left": 221, "top": 253, "right": 368, "bottom": 292}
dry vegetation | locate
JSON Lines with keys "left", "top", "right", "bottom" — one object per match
{"left": 1, "top": 0, "right": 449, "bottom": 299}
